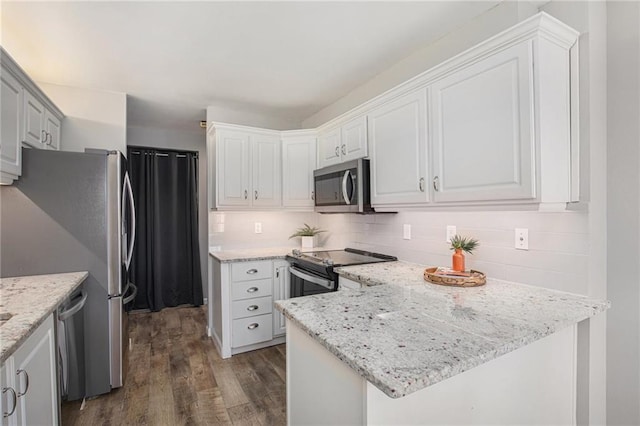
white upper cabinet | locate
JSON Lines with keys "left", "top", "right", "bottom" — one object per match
{"left": 281, "top": 132, "right": 317, "bottom": 209}
{"left": 340, "top": 115, "right": 368, "bottom": 162}
{"left": 0, "top": 48, "right": 64, "bottom": 185}
{"left": 1, "top": 69, "right": 23, "bottom": 183}
{"left": 317, "top": 126, "right": 341, "bottom": 168}
{"left": 430, "top": 42, "right": 534, "bottom": 203}
{"left": 217, "top": 129, "right": 251, "bottom": 207}
{"left": 317, "top": 115, "right": 368, "bottom": 169}
{"left": 369, "top": 90, "right": 429, "bottom": 206}
{"left": 252, "top": 134, "right": 281, "bottom": 207}
{"left": 209, "top": 124, "right": 282, "bottom": 210}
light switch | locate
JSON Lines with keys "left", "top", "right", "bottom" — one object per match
{"left": 403, "top": 224, "right": 411, "bottom": 240}
{"left": 515, "top": 228, "right": 529, "bottom": 250}
{"left": 446, "top": 225, "right": 457, "bottom": 243}
{"left": 255, "top": 222, "right": 262, "bottom": 234}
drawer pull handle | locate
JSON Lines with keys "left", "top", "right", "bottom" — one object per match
{"left": 16, "top": 370, "right": 29, "bottom": 397}
{"left": 2, "top": 387, "right": 16, "bottom": 417}
{"left": 247, "top": 287, "right": 259, "bottom": 293}
{"left": 247, "top": 323, "right": 259, "bottom": 330}
{"left": 247, "top": 305, "right": 259, "bottom": 311}
{"left": 246, "top": 269, "right": 258, "bottom": 274}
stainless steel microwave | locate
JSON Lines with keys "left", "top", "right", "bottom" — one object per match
{"left": 314, "top": 159, "right": 374, "bottom": 213}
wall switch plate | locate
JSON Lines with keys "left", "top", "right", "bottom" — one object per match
{"left": 403, "top": 224, "right": 411, "bottom": 240}
{"left": 515, "top": 228, "right": 529, "bottom": 250}
{"left": 255, "top": 222, "right": 262, "bottom": 234}
{"left": 446, "top": 225, "right": 457, "bottom": 243}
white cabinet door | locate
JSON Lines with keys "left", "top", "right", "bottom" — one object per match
{"left": 217, "top": 130, "right": 251, "bottom": 207}
{"left": 44, "top": 111, "right": 61, "bottom": 151}
{"left": 282, "top": 135, "right": 316, "bottom": 208}
{"left": 272, "top": 260, "right": 290, "bottom": 337}
{"left": 341, "top": 115, "right": 368, "bottom": 162}
{"left": 252, "top": 134, "right": 281, "bottom": 207}
{"left": 369, "top": 89, "right": 429, "bottom": 205}
{"left": 318, "top": 127, "right": 341, "bottom": 168}
{"left": 0, "top": 70, "right": 23, "bottom": 181}
{"left": 430, "top": 42, "right": 535, "bottom": 203}
{"left": 11, "top": 314, "right": 58, "bottom": 426}
{"left": 22, "top": 90, "right": 46, "bottom": 148}
{"left": 1, "top": 360, "right": 14, "bottom": 426}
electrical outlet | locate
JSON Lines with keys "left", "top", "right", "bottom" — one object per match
{"left": 403, "top": 224, "right": 411, "bottom": 240}
{"left": 515, "top": 228, "right": 529, "bottom": 250}
{"left": 446, "top": 225, "right": 457, "bottom": 243}
{"left": 255, "top": 222, "right": 262, "bottom": 234}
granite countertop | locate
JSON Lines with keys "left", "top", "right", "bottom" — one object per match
{"left": 276, "top": 261, "right": 610, "bottom": 399}
{"left": 209, "top": 246, "right": 339, "bottom": 263}
{"left": 0, "top": 272, "right": 88, "bottom": 363}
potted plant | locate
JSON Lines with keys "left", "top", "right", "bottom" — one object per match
{"left": 449, "top": 235, "right": 479, "bottom": 272}
{"left": 289, "top": 223, "right": 326, "bottom": 248}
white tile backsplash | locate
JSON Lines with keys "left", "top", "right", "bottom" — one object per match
{"left": 211, "top": 209, "right": 589, "bottom": 295}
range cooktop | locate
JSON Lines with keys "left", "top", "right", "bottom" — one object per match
{"left": 289, "top": 248, "right": 397, "bottom": 267}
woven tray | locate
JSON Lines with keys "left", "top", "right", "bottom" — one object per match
{"left": 423, "top": 267, "right": 486, "bottom": 287}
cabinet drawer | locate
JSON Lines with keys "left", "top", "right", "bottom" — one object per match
{"left": 232, "top": 314, "right": 273, "bottom": 348}
{"left": 232, "top": 296, "right": 273, "bottom": 320}
{"left": 231, "top": 260, "right": 272, "bottom": 282}
{"left": 232, "top": 278, "right": 272, "bottom": 301}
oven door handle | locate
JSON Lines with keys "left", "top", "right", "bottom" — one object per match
{"left": 289, "top": 266, "right": 334, "bottom": 290}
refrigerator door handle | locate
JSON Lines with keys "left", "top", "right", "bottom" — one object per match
{"left": 122, "top": 172, "right": 136, "bottom": 271}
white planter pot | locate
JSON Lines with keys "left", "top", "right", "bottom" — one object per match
{"left": 301, "top": 236, "right": 316, "bottom": 249}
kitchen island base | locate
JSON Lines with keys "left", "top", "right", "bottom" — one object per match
{"left": 287, "top": 319, "right": 577, "bottom": 425}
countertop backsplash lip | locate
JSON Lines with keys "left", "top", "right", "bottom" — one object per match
{"left": 276, "top": 261, "right": 610, "bottom": 399}
{"left": 0, "top": 271, "right": 88, "bottom": 363}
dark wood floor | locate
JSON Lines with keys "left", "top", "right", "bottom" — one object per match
{"left": 61, "top": 306, "right": 286, "bottom": 425}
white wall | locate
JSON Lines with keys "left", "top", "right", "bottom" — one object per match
{"left": 303, "top": 1, "right": 609, "bottom": 423}
{"left": 206, "top": 104, "right": 300, "bottom": 131}
{"left": 127, "top": 125, "right": 208, "bottom": 299}
{"left": 38, "top": 83, "right": 127, "bottom": 154}
{"left": 606, "top": 2, "right": 640, "bottom": 425}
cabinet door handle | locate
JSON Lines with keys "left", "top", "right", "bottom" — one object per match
{"left": 341, "top": 144, "right": 346, "bottom": 155}
{"left": 41, "top": 130, "right": 47, "bottom": 142}
{"left": 247, "top": 323, "right": 259, "bottom": 330}
{"left": 46, "top": 132, "right": 52, "bottom": 145}
{"left": 2, "top": 387, "right": 17, "bottom": 418}
{"left": 311, "top": 191, "right": 315, "bottom": 201}
{"left": 244, "top": 190, "right": 248, "bottom": 200}
{"left": 419, "top": 178, "right": 425, "bottom": 192}
{"left": 16, "top": 370, "right": 29, "bottom": 397}
{"left": 276, "top": 269, "right": 280, "bottom": 278}
{"left": 246, "top": 286, "right": 259, "bottom": 293}
{"left": 334, "top": 146, "right": 340, "bottom": 157}
{"left": 254, "top": 190, "right": 258, "bottom": 200}
{"left": 247, "top": 305, "right": 259, "bottom": 311}
{"left": 246, "top": 269, "right": 258, "bottom": 275}
{"left": 433, "top": 176, "right": 439, "bottom": 192}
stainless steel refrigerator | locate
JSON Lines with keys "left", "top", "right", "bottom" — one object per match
{"left": 0, "top": 148, "right": 137, "bottom": 399}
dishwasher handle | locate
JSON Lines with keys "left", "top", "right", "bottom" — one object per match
{"left": 58, "top": 290, "right": 88, "bottom": 321}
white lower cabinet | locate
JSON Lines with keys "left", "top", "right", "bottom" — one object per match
{"left": 1, "top": 314, "right": 58, "bottom": 426}
{"left": 272, "top": 260, "right": 290, "bottom": 337}
{"left": 209, "top": 257, "right": 290, "bottom": 358}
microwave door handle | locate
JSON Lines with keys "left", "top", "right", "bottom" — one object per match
{"left": 123, "top": 172, "right": 136, "bottom": 270}
{"left": 289, "top": 266, "right": 334, "bottom": 290}
{"left": 342, "top": 170, "right": 352, "bottom": 205}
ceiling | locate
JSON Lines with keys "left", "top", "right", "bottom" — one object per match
{"left": 1, "top": 1, "right": 505, "bottom": 131}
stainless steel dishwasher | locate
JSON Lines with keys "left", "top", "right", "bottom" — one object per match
{"left": 57, "top": 287, "right": 88, "bottom": 401}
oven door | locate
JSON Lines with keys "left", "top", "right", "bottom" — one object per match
{"left": 289, "top": 266, "right": 336, "bottom": 297}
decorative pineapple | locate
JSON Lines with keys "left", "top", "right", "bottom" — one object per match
{"left": 449, "top": 235, "right": 479, "bottom": 272}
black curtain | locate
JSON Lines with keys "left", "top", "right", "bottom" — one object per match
{"left": 128, "top": 147, "right": 203, "bottom": 311}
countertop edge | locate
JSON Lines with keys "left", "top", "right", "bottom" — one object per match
{"left": 276, "top": 299, "right": 608, "bottom": 399}
{"left": 0, "top": 271, "right": 88, "bottom": 363}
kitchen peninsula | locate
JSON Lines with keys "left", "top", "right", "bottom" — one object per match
{"left": 276, "top": 262, "right": 609, "bottom": 425}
